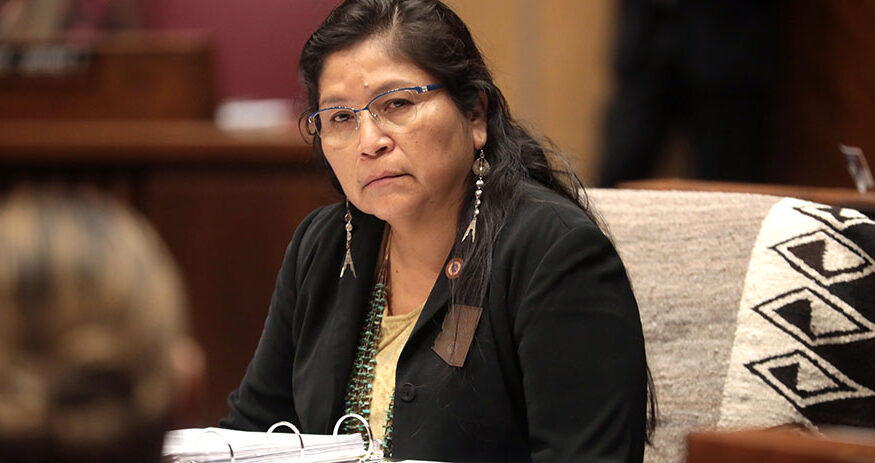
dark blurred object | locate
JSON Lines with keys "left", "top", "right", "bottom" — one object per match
{"left": 841, "top": 145, "right": 875, "bottom": 194}
{"left": 765, "top": 1, "right": 875, "bottom": 189}
{"left": 686, "top": 428, "right": 875, "bottom": 463}
{"left": 600, "top": 0, "right": 776, "bottom": 187}
{"left": 0, "top": 32, "right": 215, "bottom": 120}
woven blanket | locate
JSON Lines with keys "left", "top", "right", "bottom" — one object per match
{"left": 589, "top": 189, "right": 779, "bottom": 463}
{"left": 719, "top": 198, "right": 875, "bottom": 429}
{"left": 589, "top": 189, "right": 875, "bottom": 463}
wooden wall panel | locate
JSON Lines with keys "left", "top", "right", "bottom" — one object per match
{"left": 143, "top": 170, "right": 339, "bottom": 426}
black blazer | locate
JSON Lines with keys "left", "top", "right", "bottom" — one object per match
{"left": 221, "top": 182, "right": 647, "bottom": 462}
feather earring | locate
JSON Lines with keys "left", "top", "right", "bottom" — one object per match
{"left": 462, "top": 149, "right": 489, "bottom": 243}
{"left": 340, "top": 199, "right": 357, "bottom": 279}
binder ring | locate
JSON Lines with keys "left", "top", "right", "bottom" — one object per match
{"left": 191, "top": 429, "right": 234, "bottom": 463}
{"left": 332, "top": 413, "right": 377, "bottom": 461}
{"left": 266, "top": 421, "right": 305, "bottom": 460}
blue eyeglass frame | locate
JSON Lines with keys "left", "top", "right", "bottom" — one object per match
{"left": 307, "top": 83, "right": 445, "bottom": 129}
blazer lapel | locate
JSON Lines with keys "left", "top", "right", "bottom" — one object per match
{"left": 411, "top": 263, "right": 450, "bottom": 338}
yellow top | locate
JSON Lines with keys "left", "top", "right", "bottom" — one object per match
{"left": 369, "top": 302, "right": 424, "bottom": 442}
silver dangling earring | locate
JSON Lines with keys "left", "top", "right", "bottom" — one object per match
{"left": 340, "top": 199, "right": 357, "bottom": 279}
{"left": 462, "top": 149, "right": 490, "bottom": 243}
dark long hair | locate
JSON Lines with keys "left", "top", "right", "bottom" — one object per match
{"left": 299, "top": 0, "right": 655, "bottom": 443}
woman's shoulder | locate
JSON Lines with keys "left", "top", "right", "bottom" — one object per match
{"left": 494, "top": 182, "right": 613, "bottom": 268}
{"left": 505, "top": 182, "right": 602, "bottom": 238}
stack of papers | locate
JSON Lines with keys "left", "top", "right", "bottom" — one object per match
{"left": 162, "top": 427, "right": 366, "bottom": 462}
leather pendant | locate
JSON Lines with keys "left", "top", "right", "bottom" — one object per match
{"left": 432, "top": 304, "right": 483, "bottom": 367}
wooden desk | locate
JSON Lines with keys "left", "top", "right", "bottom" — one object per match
{"left": 687, "top": 428, "right": 875, "bottom": 463}
{"left": 618, "top": 178, "right": 875, "bottom": 214}
{"left": 0, "top": 33, "right": 215, "bottom": 120}
{"left": 1, "top": 121, "right": 340, "bottom": 427}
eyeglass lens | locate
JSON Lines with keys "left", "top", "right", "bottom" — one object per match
{"left": 310, "top": 89, "right": 420, "bottom": 148}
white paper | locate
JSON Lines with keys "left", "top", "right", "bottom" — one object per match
{"left": 162, "top": 427, "right": 366, "bottom": 463}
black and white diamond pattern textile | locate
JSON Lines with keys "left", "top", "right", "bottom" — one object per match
{"left": 745, "top": 349, "right": 873, "bottom": 408}
{"left": 796, "top": 205, "right": 875, "bottom": 231}
{"left": 720, "top": 198, "right": 875, "bottom": 429}
{"left": 751, "top": 286, "right": 875, "bottom": 346}
{"left": 771, "top": 229, "right": 875, "bottom": 286}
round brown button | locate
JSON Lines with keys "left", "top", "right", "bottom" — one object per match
{"left": 398, "top": 382, "right": 416, "bottom": 402}
{"left": 445, "top": 258, "right": 463, "bottom": 280}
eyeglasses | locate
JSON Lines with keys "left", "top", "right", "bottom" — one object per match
{"left": 307, "top": 83, "right": 445, "bottom": 149}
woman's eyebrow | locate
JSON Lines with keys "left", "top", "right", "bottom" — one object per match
{"left": 319, "top": 80, "right": 417, "bottom": 108}
{"left": 317, "top": 96, "right": 353, "bottom": 109}
{"left": 371, "top": 80, "right": 416, "bottom": 95}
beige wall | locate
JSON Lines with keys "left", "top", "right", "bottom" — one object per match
{"left": 446, "top": 0, "right": 616, "bottom": 184}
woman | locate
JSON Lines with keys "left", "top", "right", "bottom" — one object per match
{"left": 222, "top": 0, "right": 653, "bottom": 461}
{"left": 0, "top": 188, "right": 203, "bottom": 463}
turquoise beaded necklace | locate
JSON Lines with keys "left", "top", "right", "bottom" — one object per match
{"left": 341, "top": 231, "right": 396, "bottom": 456}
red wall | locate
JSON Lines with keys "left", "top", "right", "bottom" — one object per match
{"left": 139, "top": 0, "right": 339, "bottom": 104}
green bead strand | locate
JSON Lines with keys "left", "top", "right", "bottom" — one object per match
{"left": 340, "top": 277, "right": 396, "bottom": 457}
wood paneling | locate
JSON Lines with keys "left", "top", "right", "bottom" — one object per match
{"left": 143, "top": 169, "right": 338, "bottom": 425}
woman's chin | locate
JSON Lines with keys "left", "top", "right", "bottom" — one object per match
{"left": 357, "top": 199, "right": 419, "bottom": 225}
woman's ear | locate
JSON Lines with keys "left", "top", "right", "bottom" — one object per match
{"left": 471, "top": 90, "right": 488, "bottom": 150}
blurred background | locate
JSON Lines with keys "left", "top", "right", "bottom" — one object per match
{"left": 2, "top": 0, "right": 874, "bottom": 427}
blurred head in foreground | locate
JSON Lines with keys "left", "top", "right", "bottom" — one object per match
{"left": 0, "top": 188, "right": 199, "bottom": 463}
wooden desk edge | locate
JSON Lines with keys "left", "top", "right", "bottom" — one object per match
{"left": 0, "top": 120, "right": 317, "bottom": 167}
{"left": 686, "top": 428, "right": 875, "bottom": 463}
{"left": 618, "top": 178, "right": 875, "bottom": 210}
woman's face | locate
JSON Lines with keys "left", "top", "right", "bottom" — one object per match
{"left": 317, "top": 36, "right": 487, "bottom": 226}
